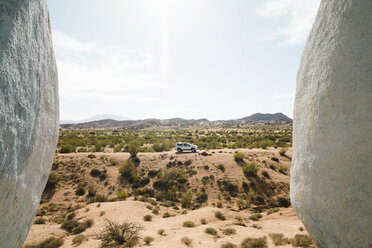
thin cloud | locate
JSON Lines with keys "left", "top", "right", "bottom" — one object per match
{"left": 256, "top": 0, "right": 321, "bottom": 46}
{"left": 52, "top": 30, "right": 168, "bottom": 103}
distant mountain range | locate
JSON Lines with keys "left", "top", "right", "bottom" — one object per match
{"left": 60, "top": 114, "right": 131, "bottom": 124}
{"left": 60, "top": 113, "right": 292, "bottom": 130}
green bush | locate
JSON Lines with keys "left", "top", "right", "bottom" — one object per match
{"left": 34, "top": 217, "right": 46, "bottom": 225}
{"left": 144, "top": 236, "right": 154, "bottom": 245}
{"left": 241, "top": 237, "right": 267, "bottom": 248}
{"left": 215, "top": 211, "right": 226, "bottom": 221}
{"left": 72, "top": 235, "right": 87, "bottom": 246}
{"left": 181, "top": 192, "right": 193, "bottom": 209}
{"left": 290, "top": 234, "right": 313, "bottom": 247}
{"left": 181, "top": 237, "right": 192, "bottom": 246}
{"left": 98, "top": 219, "right": 143, "bottom": 248}
{"left": 249, "top": 213, "right": 263, "bottom": 221}
{"left": 242, "top": 163, "right": 259, "bottom": 177}
{"left": 182, "top": 221, "right": 195, "bottom": 228}
{"left": 269, "top": 233, "right": 289, "bottom": 246}
{"left": 128, "top": 140, "right": 141, "bottom": 158}
{"left": 24, "top": 237, "right": 64, "bottom": 248}
{"left": 222, "top": 228, "right": 236, "bottom": 235}
{"left": 204, "top": 227, "right": 218, "bottom": 236}
{"left": 117, "top": 191, "right": 128, "bottom": 200}
{"left": 221, "top": 242, "right": 237, "bottom": 248}
{"left": 60, "top": 144, "right": 75, "bottom": 153}
{"left": 119, "top": 160, "right": 136, "bottom": 180}
{"left": 143, "top": 215, "right": 152, "bottom": 222}
{"left": 88, "top": 186, "right": 97, "bottom": 197}
{"left": 233, "top": 152, "right": 245, "bottom": 162}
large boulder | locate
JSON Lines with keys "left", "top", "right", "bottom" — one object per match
{"left": 0, "top": 0, "right": 59, "bottom": 247}
{"left": 291, "top": 0, "right": 372, "bottom": 247}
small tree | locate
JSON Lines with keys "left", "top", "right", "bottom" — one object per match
{"left": 98, "top": 219, "right": 143, "bottom": 248}
{"left": 128, "top": 140, "right": 141, "bottom": 158}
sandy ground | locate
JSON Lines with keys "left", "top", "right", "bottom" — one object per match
{"left": 24, "top": 148, "right": 309, "bottom": 248}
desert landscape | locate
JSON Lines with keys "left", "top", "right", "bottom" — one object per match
{"left": 24, "top": 123, "right": 314, "bottom": 248}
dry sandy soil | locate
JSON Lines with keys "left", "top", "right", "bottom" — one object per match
{"left": 24, "top": 148, "right": 311, "bottom": 248}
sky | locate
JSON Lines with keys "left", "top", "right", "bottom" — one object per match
{"left": 47, "top": 0, "right": 321, "bottom": 121}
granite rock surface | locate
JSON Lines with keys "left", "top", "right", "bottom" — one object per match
{"left": 0, "top": 0, "right": 59, "bottom": 247}
{"left": 291, "top": 0, "right": 372, "bottom": 247}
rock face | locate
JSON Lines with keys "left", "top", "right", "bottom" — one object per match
{"left": 0, "top": 1, "right": 59, "bottom": 247}
{"left": 291, "top": 0, "right": 372, "bottom": 247}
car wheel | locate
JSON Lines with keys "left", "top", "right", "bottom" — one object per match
{"left": 177, "top": 148, "right": 182, "bottom": 153}
{"left": 191, "top": 148, "right": 196, "bottom": 153}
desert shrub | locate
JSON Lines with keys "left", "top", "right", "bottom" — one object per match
{"left": 269, "top": 164, "right": 276, "bottom": 171}
{"left": 152, "top": 142, "right": 169, "bottom": 152}
{"left": 200, "top": 151, "right": 208, "bottom": 156}
{"left": 271, "top": 157, "right": 279, "bottom": 162}
{"left": 299, "top": 226, "right": 304, "bottom": 231}
{"left": 217, "top": 201, "right": 223, "bottom": 208}
{"left": 222, "top": 228, "right": 236, "bottom": 235}
{"left": 152, "top": 208, "right": 159, "bottom": 215}
{"left": 117, "top": 191, "right": 128, "bottom": 200}
{"left": 72, "top": 235, "right": 87, "bottom": 246}
{"left": 139, "top": 177, "right": 150, "bottom": 187}
{"left": 215, "top": 211, "right": 226, "bottom": 221}
{"left": 221, "top": 242, "right": 237, "bottom": 248}
{"left": 181, "top": 192, "right": 193, "bottom": 208}
{"left": 278, "top": 165, "right": 288, "bottom": 174}
{"left": 98, "top": 219, "right": 143, "bottom": 248}
{"left": 76, "top": 187, "right": 86, "bottom": 196}
{"left": 100, "top": 211, "right": 106, "bottom": 216}
{"left": 233, "top": 152, "right": 245, "bottom": 162}
{"left": 128, "top": 140, "right": 141, "bottom": 158}
{"left": 251, "top": 224, "right": 261, "bottom": 229}
{"left": 267, "top": 208, "right": 280, "bottom": 215}
{"left": 24, "top": 237, "right": 64, "bottom": 248}
{"left": 144, "top": 236, "right": 154, "bottom": 245}
{"left": 277, "top": 197, "right": 290, "bottom": 207}
{"left": 217, "top": 164, "right": 225, "bottom": 172}
{"left": 88, "top": 194, "right": 107, "bottom": 203}
{"left": 242, "top": 163, "right": 259, "bottom": 177}
{"left": 45, "top": 173, "right": 62, "bottom": 189}
{"left": 195, "top": 192, "right": 208, "bottom": 203}
{"left": 61, "top": 219, "right": 94, "bottom": 234}
{"left": 290, "top": 234, "right": 313, "bottom": 247}
{"left": 67, "top": 212, "right": 75, "bottom": 220}
{"left": 261, "top": 170, "right": 270, "bottom": 179}
{"left": 181, "top": 237, "right": 192, "bottom": 246}
{"left": 34, "top": 217, "right": 46, "bottom": 225}
{"left": 119, "top": 160, "right": 136, "bottom": 180}
{"left": 248, "top": 213, "right": 263, "bottom": 221}
{"left": 241, "top": 237, "right": 267, "bottom": 248}
{"left": 143, "top": 215, "right": 152, "bottom": 222}
{"left": 87, "top": 154, "right": 96, "bottom": 159}
{"left": 88, "top": 186, "right": 97, "bottom": 196}
{"left": 204, "top": 227, "right": 218, "bottom": 236}
{"left": 269, "top": 233, "right": 289, "bottom": 246}
{"left": 184, "top": 159, "right": 192, "bottom": 166}
{"left": 182, "top": 221, "right": 195, "bottom": 228}
{"left": 90, "top": 168, "right": 101, "bottom": 177}
{"left": 60, "top": 144, "right": 75, "bottom": 153}
{"left": 61, "top": 219, "right": 79, "bottom": 232}
{"left": 157, "top": 229, "right": 165, "bottom": 236}
{"left": 200, "top": 218, "right": 207, "bottom": 225}
{"left": 278, "top": 147, "right": 287, "bottom": 156}
{"left": 162, "top": 212, "right": 171, "bottom": 218}
{"left": 148, "top": 170, "right": 158, "bottom": 178}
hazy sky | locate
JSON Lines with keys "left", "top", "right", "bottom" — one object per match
{"left": 47, "top": 0, "right": 321, "bottom": 121}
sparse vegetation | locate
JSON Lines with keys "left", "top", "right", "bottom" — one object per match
{"left": 24, "top": 237, "right": 64, "bottom": 248}
{"left": 182, "top": 221, "right": 195, "bottom": 228}
{"left": 72, "top": 235, "right": 87, "bottom": 246}
{"left": 200, "top": 218, "right": 207, "bottom": 225}
{"left": 204, "top": 227, "right": 218, "bottom": 236}
{"left": 143, "top": 215, "right": 152, "bottom": 222}
{"left": 34, "top": 217, "right": 46, "bottom": 224}
{"left": 157, "top": 229, "right": 165, "bottom": 236}
{"left": 242, "top": 163, "right": 259, "bottom": 177}
{"left": 290, "top": 234, "right": 313, "bottom": 247}
{"left": 181, "top": 237, "right": 192, "bottom": 247}
{"left": 241, "top": 237, "right": 267, "bottom": 248}
{"left": 269, "top": 233, "right": 289, "bottom": 246}
{"left": 234, "top": 152, "right": 245, "bottom": 162}
{"left": 249, "top": 213, "right": 263, "bottom": 221}
{"left": 221, "top": 242, "right": 237, "bottom": 248}
{"left": 98, "top": 219, "right": 143, "bottom": 248}
{"left": 222, "top": 228, "right": 236, "bottom": 235}
{"left": 215, "top": 211, "right": 226, "bottom": 221}
{"left": 143, "top": 236, "right": 154, "bottom": 245}
{"left": 279, "top": 147, "right": 287, "bottom": 156}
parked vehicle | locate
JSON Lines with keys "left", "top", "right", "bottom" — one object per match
{"left": 175, "top": 142, "right": 198, "bottom": 153}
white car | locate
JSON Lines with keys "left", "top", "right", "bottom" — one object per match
{"left": 175, "top": 142, "right": 198, "bottom": 153}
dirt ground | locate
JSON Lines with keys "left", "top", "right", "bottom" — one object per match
{"left": 24, "top": 148, "right": 311, "bottom": 248}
